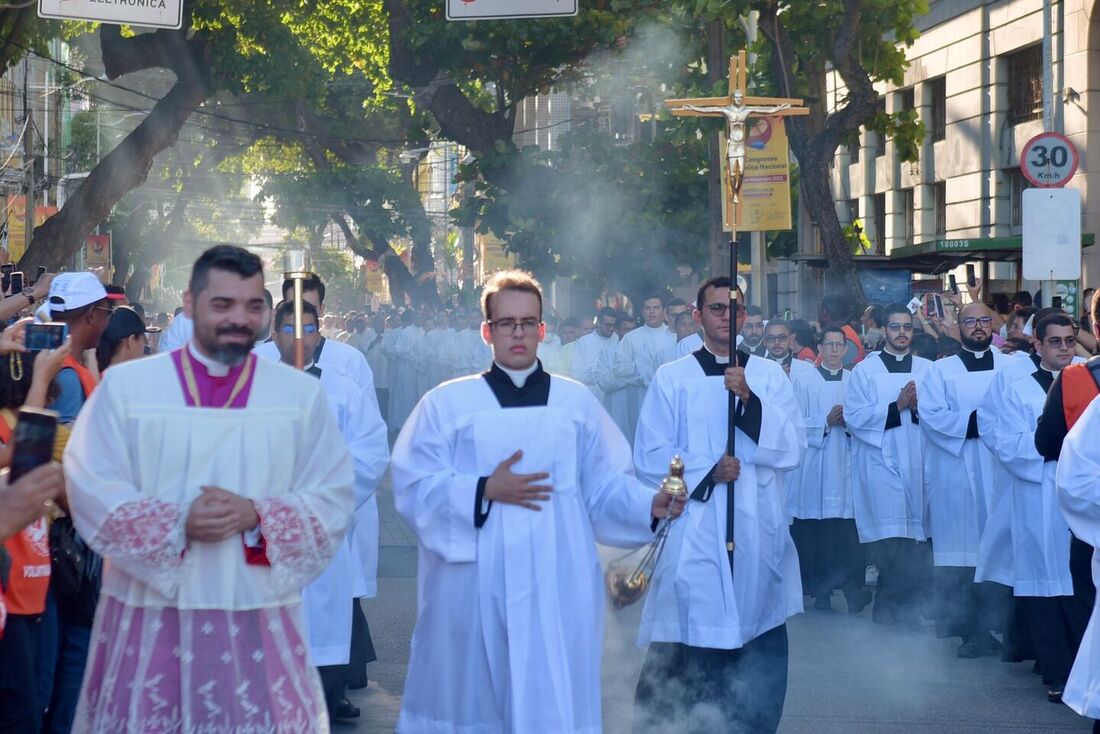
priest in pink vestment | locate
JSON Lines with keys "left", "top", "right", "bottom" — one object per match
{"left": 63, "top": 246, "right": 354, "bottom": 734}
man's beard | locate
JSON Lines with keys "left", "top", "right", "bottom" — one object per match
{"left": 961, "top": 332, "right": 992, "bottom": 352}
{"left": 198, "top": 326, "right": 257, "bottom": 366}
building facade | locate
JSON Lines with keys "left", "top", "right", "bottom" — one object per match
{"left": 782, "top": 0, "right": 1099, "bottom": 317}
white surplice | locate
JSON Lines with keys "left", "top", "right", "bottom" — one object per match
{"left": 391, "top": 368, "right": 656, "bottom": 734}
{"left": 788, "top": 366, "right": 855, "bottom": 520}
{"left": 920, "top": 349, "right": 1008, "bottom": 566}
{"left": 1055, "top": 398, "right": 1100, "bottom": 718}
{"left": 302, "top": 368, "right": 389, "bottom": 665}
{"left": 64, "top": 351, "right": 354, "bottom": 734}
{"left": 156, "top": 313, "right": 193, "bottom": 354}
{"left": 844, "top": 351, "right": 933, "bottom": 542}
{"left": 634, "top": 350, "right": 806, "bottom": 650}
{"left": 538, "top": 333, "right": 563, "bottom": 374}
{"left": 612, "top": 324, "right": 675, "bottom": 437}
{"left": 971, "top": 353, "right": 1049, "bottom": 586}
{"left": 597, "top": 337, "right": 640, "bottom": 442}
{"left": 569, "top": 331, "right": 614, "bottom": 401}
{"left": 976, "top": 366, "right": 1073, "bottom": 596}
{"left": 256, "top": 336, "right": 385, "bottom": 601}
{"left": 675, "top": 332, "right": 703, "bottom": 357}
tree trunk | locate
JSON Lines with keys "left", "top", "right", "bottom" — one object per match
{"left": 18, "top": 21, "right": 211, "bottom": 274}
{"left": 798, "top": 154, "right": 863, "bottom": 297}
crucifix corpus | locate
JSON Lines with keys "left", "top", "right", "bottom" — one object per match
{"left": 664, "top": 50, "right": 807, "bottom": 576}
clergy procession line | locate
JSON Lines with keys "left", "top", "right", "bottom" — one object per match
{"left": 1, "top": 247, "right": 1100, "bottom": 733}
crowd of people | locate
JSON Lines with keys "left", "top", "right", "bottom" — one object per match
{"left": 1, "top": 248, "right": 1100, "bottom": 734}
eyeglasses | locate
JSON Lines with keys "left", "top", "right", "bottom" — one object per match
{"left": 1044, "top": 336, "right": 1077, "bottom": 349}
{"left": 488, "top": 318, "right": 541, "bottom": 333}
{"left": 960, "top": 316, "right": 994, "bottom": 328}
{"left": 704, "top": 303, "right": 745, "bottom": 316}
{"left": 93, "top": 305, "right": 115, "bottom": 315}
{"left": 279, "top": 323, "right": 318, "bottom": 334}
{"left": 821, "top": 340, "right": 847, "bottom": 350}
{"left": 763, "top": 334, "right": 789, "bottom": 343}
{"left": 887, "top": 322, "right": 914, "bottom": 332}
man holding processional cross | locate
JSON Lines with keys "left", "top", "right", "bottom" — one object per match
{"left": 631, "top": 52, "right": 810, "bottom": 734}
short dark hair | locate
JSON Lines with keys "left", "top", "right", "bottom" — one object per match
{"left": 615, "top": 313, "right": 635, "bottom": 329}
{"left": 667, "top": 297, "right": 689, "bottom": 309}
{"left": 819, "top": 325, "right": 846, "bottom": 344}
{"left": 597, "top": 306, "right": 618, "bottom": 321}
{"left": 764, "top": 319, "right": 790, "bottom": 334}
{"left": 695, "top": 276, "right": 731, "bottom": 311}
{"left": 274, "top": 300, "right": 320, "bottom": 331}
{"left": 641, "top": 293, "right": 667, "bottom": 308}
{"left": 1013, "top": 290, "right": 1034, "bottom": 308}
{"left": 481, "top": 269, "right": 543, "bottom": 321}
{"left": 937, "top": 336, "right": 962, "bottom": 358}
{"left": 864, "top": 305, "right": 886, "bottom": 328}
{"left": 911, "top": 332, "right": 937, "bottom": 360}
{"left": 1036, "top": 313, "right": 1076, "bottom": 341}
{"left": 884, "top": 303, "right": 913, "bottom": 324}
{"left": 282, "top": 274, "right": 326, "bottom": 305}
{"left": 745, "top": 304, "right": 763, "bottom": 318}
{"left": 1002, "top": 336, "right": 1032, "bottom": 354}
{"left": 190, "top": 245, "right": 264, "bottom": 297}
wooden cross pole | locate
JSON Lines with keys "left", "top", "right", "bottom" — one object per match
{"left": 664, "top": 50, "right": 808, "bottom": 578}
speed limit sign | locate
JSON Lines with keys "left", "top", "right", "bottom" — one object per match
{"left": 1020, "top": 132, "right": 1079, "bottom": 188}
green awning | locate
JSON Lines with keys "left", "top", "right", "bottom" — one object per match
{"left": 787, "top": 234, "right": 1094, "bottom": 274}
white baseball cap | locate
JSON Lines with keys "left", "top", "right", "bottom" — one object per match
{"left": 48, "top": 272, "right": 108, "bottom": 312}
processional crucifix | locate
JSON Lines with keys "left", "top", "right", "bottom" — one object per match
{"left": 665, "top": 50, "right": 808, "bottom": 576}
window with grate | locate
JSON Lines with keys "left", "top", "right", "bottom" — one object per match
{"left": 898, "top": 88, "right": 915, "bottom": 113}
{"left": 902, "top": 189, "right": 915, "bottom": 246}
{"left": 1007, "top": 45, "right": 1043, "bottom": 125}
{"left": 874, "top": 193, "right": 887, "bottom": 253}
{"left": 1009, "top": 168, "right": 1029, "bottom": 227}
{"left": 934, "top": 182, "right": 947, "bottom": 238}
{"left": 929, "top": 77, "right": 946, "bottom": 142}
{"left": 874, "top": 98, "right": 887, "bottom": 157}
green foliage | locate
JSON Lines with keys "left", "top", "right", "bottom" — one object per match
{"left": 307, "top": 245, "right": 365, "bottom": 310}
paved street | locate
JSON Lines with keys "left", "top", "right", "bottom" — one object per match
{"left": 342, "top": 483, "right": 1093, "bottom": 733}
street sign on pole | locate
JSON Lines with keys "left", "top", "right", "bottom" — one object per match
{"left": 1020, "top": 132, "right": 1079, "bottom": 188}
{"left": 1022, "top": 188, "right": 1081, "bottom": 280}
{"left": 447, "top": 0, "right": 578, "bottom": 21}
{"left": 38, "top": 0, "right": 183, "bottom": 30}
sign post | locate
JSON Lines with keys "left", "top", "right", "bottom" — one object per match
{"left": 1020, "top": 132, "right": 1081, "bottom": 306}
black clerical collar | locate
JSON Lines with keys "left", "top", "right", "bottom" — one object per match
{"left": 744, "top": 342, "right": 765, "bottom": 356}
{"left": 768, "top": 353, "right": 791, "bottom": 367}
{"left": 693, "top": 347, "right": 749, "bottom": 376}
{"left": 1032, "top": 367, "right": 1056, "bottom": 393}
{"left": 482, "top": 360, "right": 551, "bottom": 408}
{"left": 818, "top": 365, "right": 844, "bottom": 381}
{"left": 315, "top": 336, "right": 326, "bottom": 360}
{"left": 1029, "top": 352, "right": 1041, "bottom": 367}
{"left": 958, "top": 346, "right": 994, "bottom": 372}
{"left": 878, "top": 349, "right": 913, "bottom": 373}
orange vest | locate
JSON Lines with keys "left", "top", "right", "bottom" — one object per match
{"left": 1062, "top": 357, "right": 1100, "bottom": 430}
{"left": 62, "top": 355, "right": 98, "bottom": 399}
{"left": 0, "top": 411, "right": 49, "bottom": 616}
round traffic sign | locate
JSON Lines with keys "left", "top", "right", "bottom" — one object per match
{"left": 1020, "top": 132, "right": 1079, "bottom": 188}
